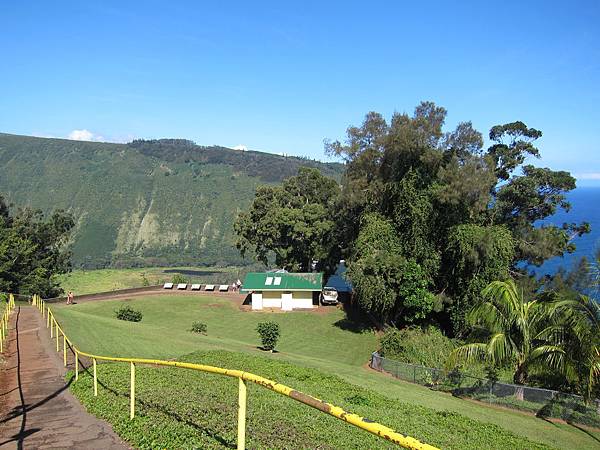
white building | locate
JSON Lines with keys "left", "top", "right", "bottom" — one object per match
{"left": 241, "top": 272, "right": 323, "bottom": 311}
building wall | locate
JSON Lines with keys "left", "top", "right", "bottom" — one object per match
{"left": 262, "top": 291, "right": 282, "bottom": 308}
{"left": 251, "top": 290, "right": 315, "bottom": 310}
{"left": 251, "top": 292, "right": 263, "bottom": 310}
{"left": 292, "top": 291, "right": 313, "bottom": 309}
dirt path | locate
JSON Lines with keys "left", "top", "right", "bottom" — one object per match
{"left": 0, "top": 306, "right": 128, "bottom": 449}
{"left": 51, "top": 288, "right": 248, "bottom": 308}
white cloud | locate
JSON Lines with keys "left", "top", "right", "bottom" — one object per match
{"left": 232, "top": 144, "right": 247, "bottom": 151}
{"left": 67, "top": 129, "right": 105, "bottom": 142}
{"left": 574, "top": 172, "right": 600, "bottom": 180}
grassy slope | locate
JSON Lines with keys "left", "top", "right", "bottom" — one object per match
{"left": 51, "top": 295, "right": 600, "bottom": 449}
{"left": 69, "top": 351, "right": 551, "bottom": 450}
{"left": 57, "top": 266, "right": 256, "bottom": 295}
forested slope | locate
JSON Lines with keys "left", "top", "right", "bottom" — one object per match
{"left": 0, "top": 133, "right": 342, "bottom": 268}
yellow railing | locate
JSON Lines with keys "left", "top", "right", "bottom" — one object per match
{"left": 31, "top": 294, "right": 438, "bottom": 450}
{"left": 0, "top": 294, "right": 16, "bottom": 353}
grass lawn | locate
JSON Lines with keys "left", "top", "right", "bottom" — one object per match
{"left": 51, "top": 295, "right": 600, "bottom": 449}
{"left": 57, "top": 266, "right": 254, "bottom": 295}
{"left": 69, "top": 351, "right": 551, "bottom": 450}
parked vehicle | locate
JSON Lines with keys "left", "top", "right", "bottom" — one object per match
{"left": 320, "top": 287, "right": 339, "bottom": 305}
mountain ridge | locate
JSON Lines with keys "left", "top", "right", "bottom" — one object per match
{"left": 0, "top": 133, "right": 343, "bottom": 268}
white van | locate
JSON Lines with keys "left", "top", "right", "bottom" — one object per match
{"left": 320, "top": 287, "right": 339, "bottom": 305}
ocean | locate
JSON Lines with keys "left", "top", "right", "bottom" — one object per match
{"left": 532, "top": 186, "right": 600, "bottom": 276}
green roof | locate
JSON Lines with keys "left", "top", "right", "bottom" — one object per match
{"left": 241, "top": 272, "right": 323, "bottom": 292}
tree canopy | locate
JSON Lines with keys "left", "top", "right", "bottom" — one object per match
{"left": 0, "top": 195, "right": 74, "bottom": 297}
{"left": 325, "top": 102, "right": 588, "bottom": 333}
{"left": 236, "top": 101, "right": 589, "bottom": 334}
{"left": 234, "top": 167, "right": 340, "bottom": 272}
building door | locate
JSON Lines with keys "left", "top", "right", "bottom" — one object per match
{"left": 281, "top": 292, "right": 293, "bottom": 311}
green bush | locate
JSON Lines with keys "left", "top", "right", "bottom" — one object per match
{"left": 171, "top": 273, "right": 187, "bottom": 285}
{"left": 190, "top": 321, "right": 207, "bottom": 334}
{"left": 379, "top": 326, "right": 456, "bottom": 368}
{"left": 256, "top": 321, "right": 280, "bottom": 351}
{"left": 115, "top": 305, "right": 143, "bottom": 322}
{"left": 140, "top": 272, "right": 150, "bottom": 286}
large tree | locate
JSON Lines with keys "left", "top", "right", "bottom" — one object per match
{"left": 0, "top": 195, "right": 74, "bottom": 297}
{"left": 326, "top": 102, "right": 588, "bottom": 332}
{"left": 234, "top": 167, "right": 340, "bottom": 272}
{"left": 348, "top": 213, "right": 435, "bottom": 326}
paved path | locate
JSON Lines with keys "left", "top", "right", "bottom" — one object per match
{"left": 0, "top": 306, "right": 128, "bottom": 449}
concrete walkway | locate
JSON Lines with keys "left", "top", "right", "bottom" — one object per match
{"left": 0, "top": 306, "right": 128, "bottom": 449}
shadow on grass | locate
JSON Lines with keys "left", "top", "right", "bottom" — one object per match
{"left": 568, "top": 421, "right": 600, "bottom": 444}
{"left": 333, "top": 302, "right": 375, "bottom": 334}
{"left": 73, "top": 362, "right": 236, "bottom": 449}
{"left": 257, "top": 347, "right": 279, "bottom": 353}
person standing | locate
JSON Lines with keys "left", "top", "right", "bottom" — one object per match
{"left": 67, "top": 291, "right": 74, "bottom": 305}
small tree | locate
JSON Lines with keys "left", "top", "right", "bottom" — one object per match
{"left": 256, "top": 321, "right": 280, "bottom": 351}
{"left": 172, "top": 273, "right": 187, "bottom": 285}
{"left": 190, "top": 321, "right": 207, "bottom": 334}
{"left": 140, "top": 272, "right": 150, "bottom": 286}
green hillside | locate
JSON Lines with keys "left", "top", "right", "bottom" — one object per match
{"left": 0, "top": 133, "right": 343, "bottom": 268}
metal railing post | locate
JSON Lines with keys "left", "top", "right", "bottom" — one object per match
{"left": 56, "top": 324, "right": 60, "bottom": 352}
{"left": 237, "top": 377, "right": 247, "bottom": 450}
{"left": 47, "top": 309, "right": 50, "bottom": 328}
{"left": 93, "top": 358, "right": 98, "bottom": 396}
{"left": 63, "top": 335, "right": 67, "bottom": 367}
{"left": 130, "top": 362, "right": 136, "bottom": 419}
{"left": 75, "top": 350, "right": 79, "bottom": 381}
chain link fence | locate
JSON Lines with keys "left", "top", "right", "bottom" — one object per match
{"left": 370, "top": 352, "right": 600, "bottom": 427}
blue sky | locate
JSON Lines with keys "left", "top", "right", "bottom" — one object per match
{"left": 1, "top": 1, "right": 599, "bottom": 184}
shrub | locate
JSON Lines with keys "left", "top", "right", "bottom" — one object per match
{"left": 256, "top": 321, "right": 280, "bottom": 351}
{"left": 190, "top": 321, "right": 207, "bottom": 334}
{"left": 171, "top": 273, "right": 187, "bottom": 285}
{"left": 115, "top": 305, "right": 143, "bottom": 322}
{"left": 140, "top": 272, "right": 150, "bottom": 287}
{"left": 379, "top": 326, "right": 456, "bottom": 368}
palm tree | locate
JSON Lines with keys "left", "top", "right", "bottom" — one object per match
{"left": 448, "top": 280, "right": 564, "bottom": 388}
{"left": 551, "top": 294, "right": 600, "bottom": 403}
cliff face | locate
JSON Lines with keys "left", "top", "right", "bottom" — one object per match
{"left": 0, "top": 133, "right": 342, "bottom": 268}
